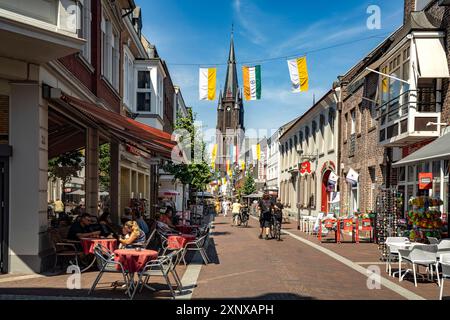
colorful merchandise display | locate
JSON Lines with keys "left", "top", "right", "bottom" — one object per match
{"left": 407, "top": 196, "right": 443, "bottom": 242}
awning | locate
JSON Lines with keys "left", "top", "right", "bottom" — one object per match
{"left": 393, "top": 132, "right": 450, "bottom": 167}
{"left": 415, "top": 37, "right": 450, "bottom": 79}
{"left": 59, "top": 95, "right": 177, "bottom": 158}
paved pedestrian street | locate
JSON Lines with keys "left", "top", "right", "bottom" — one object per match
{"left": 0, "top": 215, "right": 444, "bottom": 300}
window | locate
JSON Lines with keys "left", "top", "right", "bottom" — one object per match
{"left": 351, "top": 183, "right": 359, "bottom": 214}
{"left": 304, "top": 127, "right": 309, "bottom": 144}
{"left": 123, "top": 48, "right": 134, "bottom": 108}
{"left": 101, "top": 14, "right": 119, "bottom": 90}
{"left": 433, "top": 160, "right": 441, "bottom": 199}
{"left": 77, "top": 0, "right": 91, "bottom": 63}
{"left": 137, "top": 70, "right": 151, "bottom": 112}
{"left": 350, "top": 109, "right": 356, "bottom": 135}
{"left": 328, "top": 109, "right": 335, "bottom": 150}
{"left": 312, "top": 121, "right": 317, "bottom": 142}
{"left": 158, "top": 73, "right": 164, "bottom": 117}
{"left": 294, "top": 135, "right": 298, "bottom": 147}
{"left": 398, "top": 167, "right": 406, "bottom": 182}
{"left": 407, "top": 165, "right": 416, "bottom": 182}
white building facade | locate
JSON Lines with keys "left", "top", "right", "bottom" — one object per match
{"left": 279, "top": 90, "right": 339, "bottom": 219}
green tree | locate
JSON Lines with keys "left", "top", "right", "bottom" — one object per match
{"left": 48, "top": 150, "right": 84, "bottom": 205}
{"left": 163, "top": 109, "right": 213, "bottom": 209}
{"left": 240, "top": 171, "right": 256, "bottom": 196}
{"left": 98, "top": 143, "right": 110, "bottom": 191}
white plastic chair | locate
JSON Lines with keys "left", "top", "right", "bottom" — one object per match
{"left": 385, "top": 237, "right": 409, "bottom": 276}
{"left": 438, "top": 240, "right": 450, "bottom": 256}
{"left": 398, "top": 244, "right": 439, "bottom": 287}
{"left": 439, "top": 253, "right": 450, "bottom": 300}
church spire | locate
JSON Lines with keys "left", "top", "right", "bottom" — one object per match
{"left": 224, "top": 29, "right": 239, "bottom": 101}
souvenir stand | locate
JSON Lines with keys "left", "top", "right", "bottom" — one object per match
{"left": 407, "top": 196, "right": 443, "bottom": 242}
{"left": 376, "top": 188, "right": 399, "bottom": 261}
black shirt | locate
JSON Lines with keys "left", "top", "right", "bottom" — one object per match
{"left": 67, "top": 221, "right": 92, "bottom": 241}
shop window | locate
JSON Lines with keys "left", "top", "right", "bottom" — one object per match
{"left": 398, "top": 167, "right": 406, "bottom": 182}
{"left": 433, "top": 160, "right": 442, "bottom": 199}
{"left": 407, "top": 165, "right": 416, "bottom": 182}
{"left": 101, "top": 14, "right": 119, "bottom": 90}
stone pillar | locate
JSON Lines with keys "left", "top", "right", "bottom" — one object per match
{"left": 86, "top": 127, "right": 99, "bottom": 216}
{"left": 109, "top": 141, "right": 120, "bottom": 224}
{"left": 9, "top": 82, "right": 48, "bottom": 273}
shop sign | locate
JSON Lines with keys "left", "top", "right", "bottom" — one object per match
{"left": 299, "top": 161, "right": 312, "bottom": 176}
{"left": 126, "top": 144, "right": 149, "bottom": 159}
{"left": 419, "top": 173, "right": 433, "bottom": 190}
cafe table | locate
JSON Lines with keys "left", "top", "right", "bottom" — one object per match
{"left": 114, "top": 248, "right": 159, "bottom": 297}
{"left": 79, "top": 238, "right": 118, "bottom": 272}
{"left": 167, "top": 234, "right": 197, "bottom": 250}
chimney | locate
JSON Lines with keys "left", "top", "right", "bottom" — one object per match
{"left": 404, "top": 0, "right": 416, "bottom": 24}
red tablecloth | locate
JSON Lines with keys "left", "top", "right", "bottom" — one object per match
{"left": 167, "top": 234, "right": 197, "bottom": 249}
{"left": 175, "top": 225, "right": 198, "bottom": 234}
{"left": 114, "top": 249, "right": 158, "bottom": 273}
{"left": 80, "top": 238, "right": 117, "bottom": 255}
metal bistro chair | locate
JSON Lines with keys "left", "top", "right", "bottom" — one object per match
{"left": 132, "top": 250, "right": 184, "bottom": 300}
{"left": 48, "top": 228, "right": 83, "bottom": 272}
{"left": 89, "top": 244, "right": 131, "bottom": 298}
{"left": 399, "top": 244, "right": 440, "bottom": 287}
{"left": 181, "top": 231, "right": 210, "bottom": 265}
{"left": 438, "top": 253, "right": 450, "bottom": 300}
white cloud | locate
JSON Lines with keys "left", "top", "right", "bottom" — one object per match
{"left": 232, "top": 0, "right": 267, "bottom": 45}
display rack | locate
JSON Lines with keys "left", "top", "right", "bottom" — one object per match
{"left": 376, "top": 188, "right": 399, "bottom": 261}
{"left": 408, "top": 196, "right": 443, "bottom": 242}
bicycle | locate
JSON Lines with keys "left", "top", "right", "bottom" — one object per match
{"left": 233, "top": 208, "right": 249, "bottom": 227}
{"left": 270, "top": 214, "right": 282, "bottom": 241}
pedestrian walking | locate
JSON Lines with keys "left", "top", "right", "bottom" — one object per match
{"left": 222, "top": 199, "right": 230, "bottom": 217}
{"left": 54, "top": 198, "right": 64, "bottom": 219}
{"left": 258, "top": 193, "right": 274, "bottom": 240}
{"left": 232, "top": 199, "right": 242, "bottom": 226}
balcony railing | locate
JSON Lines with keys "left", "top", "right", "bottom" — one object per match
{"left": 378, "top": 89, "right": 441, "bottom": 145}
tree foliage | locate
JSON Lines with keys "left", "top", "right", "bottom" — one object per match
{"left": 164, "top": 109, "right": 213, "bottom": 194}
{"left": 48, "top": 150, "right": 84, "bottom": 203}
{"left": 99, "top": 143, "right": 110, "bottom": 191}
{"left": 240, "top": 171, "right": 257, "bottom": 196}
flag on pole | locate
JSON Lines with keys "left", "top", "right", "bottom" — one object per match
{"left": 241, "top": 160, "right": 246, "bottom": 171}
{"left": 287, "top": 57, "right": 309, "bottom": 92}
{"left": 242, "top": 65, "right": 262, "bottom": 100}
{"left": 211, "top": 144, "right": 218, "bottom": 161}
{"left": 346, "top": 168, "right": 359, "bottom": 185}
{"left": 328, "top": 172, "right": 339, "bottom": 185}
{"left": 256, "top": 143, "right": 261, "bottom": 161}
{"left": 199, "top": 68, "right": 216, "bottom": 100}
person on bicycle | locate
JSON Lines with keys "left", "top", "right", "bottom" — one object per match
{"left": 232, "top": 199, "right": 242, "bottom": 226}
{"left": 258, "top": 193, "right": 274, "bottom": 240}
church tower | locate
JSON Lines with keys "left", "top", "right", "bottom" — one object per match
{"left": 216, "top": 33, "right": 245, "bottom": 173}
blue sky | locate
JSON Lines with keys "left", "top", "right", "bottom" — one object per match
{"left": 139, "top": 0, "right": 404, "bottom": 136}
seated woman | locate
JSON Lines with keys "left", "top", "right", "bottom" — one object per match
{"left": 160, "top": 207, "right": 176, "bottom": 229}
{"left": 119, "top": 221, "right": 146, "bottom": 249}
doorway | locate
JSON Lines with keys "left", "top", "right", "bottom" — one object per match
{"left": 0, "top": 158, "right": 9, "bottom": 273}
{"left": 321, "top": 170, "right": 331, "bottom": 213}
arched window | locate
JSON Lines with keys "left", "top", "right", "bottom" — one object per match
{"left": 289, "top": 138, "right": 293, "bottom": 150}
{"left": 312, "top": 121, "right": 317, "bottom": 141}
{"left": 304, "top": 126, "right": 309, "bottom": 144}
{"left": 328, "top": 108, "right": 335, "bottom": 131}
{"left": 299, "top": 131, "right": 304, "bottom": 144}
{"left": 320, "top": 114, "right": 325, "bottom": 134}
{"left": 281, "top": 145, "right": 284, "bottom": 154}
{"left": 294, "top": 135, "right": 298, "bottom": 146}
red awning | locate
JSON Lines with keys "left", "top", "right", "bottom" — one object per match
{"left": 60, "top": 95, "right": 177, "bottom": 158}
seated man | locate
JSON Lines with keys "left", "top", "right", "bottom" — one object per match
{"left": 67, "top": 213, "right": 101, "bottom": 241}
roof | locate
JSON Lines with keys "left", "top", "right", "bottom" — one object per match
{"left": 279, "top": 89, "right": 334, "bottom": 140}
{"left": 61, "top": 95, "right": 177, "bottom": 158}
{"left": 393, "top": 131, "right": 450, "bottom": 167}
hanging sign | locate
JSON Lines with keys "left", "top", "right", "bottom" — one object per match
{"left": 419, "top": 173, "right": 433, "bottom": 190}
{"left": 299, "top": 161, "right": 312, "bottom": 176}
